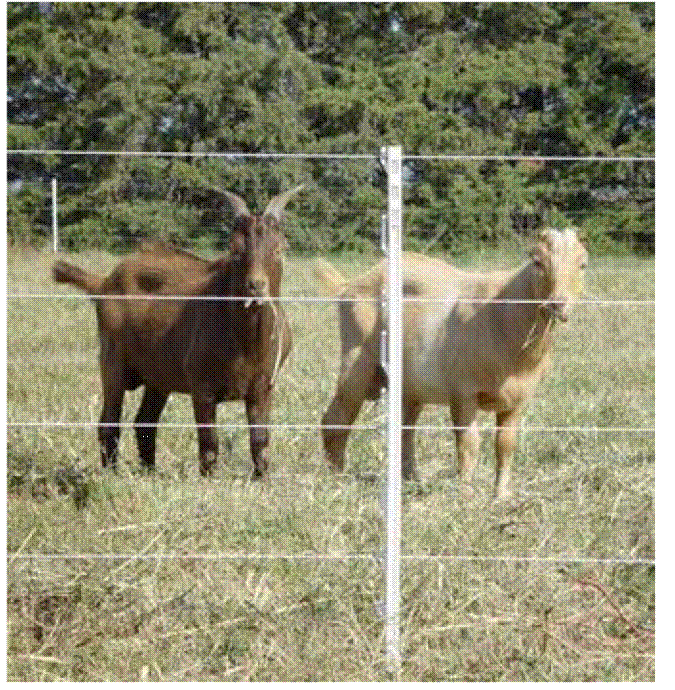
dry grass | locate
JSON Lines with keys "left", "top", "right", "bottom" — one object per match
{"left": 7, "top": 247, "right": 654, "bottom": 680}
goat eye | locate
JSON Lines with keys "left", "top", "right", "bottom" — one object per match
{"left": 230, "top": 236, "right": 245, "bottom": 254}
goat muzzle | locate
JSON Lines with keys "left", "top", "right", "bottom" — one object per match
{"left": 541, "top": 300, "right": 568, "bottom": 322}
{"left": 244, "top": 295, "right": 266, "bottom": 309}
{"left": 245, "top": 278, "right": 269, "bottom": 308}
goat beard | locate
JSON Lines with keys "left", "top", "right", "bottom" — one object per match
{"left": 244, "top": 295, "right": 266, "bottom": 308}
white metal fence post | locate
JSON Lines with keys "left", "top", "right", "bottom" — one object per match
{"left": 51, "top": 178, "right": 58, "bottom": 252}
{"left": 383, "top": 145, "right": 403, "bottom": 673}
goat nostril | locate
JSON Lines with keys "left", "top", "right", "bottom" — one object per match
{"left": 247, "top": 278, "right": 267, "bottom": 295}
{"left": 546, "top": 301, "right": 568, "bottom": 321}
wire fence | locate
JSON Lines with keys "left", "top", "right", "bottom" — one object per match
{"left": 8, "top": 149, "right": 655, "bottom": 253}
{"left": 7, "top": 149, "right": 655, "bottom": 676}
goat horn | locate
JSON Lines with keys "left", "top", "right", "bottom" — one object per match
{"left": 264, "top": 184, "right": 305, "bottom": 221}
{"left": 216, "top": 189, "right": 251, "bottom": 218}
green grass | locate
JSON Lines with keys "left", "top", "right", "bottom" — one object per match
{"left": 7, "top": 247, "right": 654, "bottom": 680}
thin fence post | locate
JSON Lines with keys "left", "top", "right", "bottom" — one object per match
{"left": 51, "top": 178, "right": 58, "bottom": 252}
{"left": 382, "top": 145, "right": 403, "bottom": 674}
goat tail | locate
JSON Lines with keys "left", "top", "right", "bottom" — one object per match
{"left": 312, "top": 258, "right": 347, "bottom": 296}
{"left": 52, "top": 260, "right": 104, "bottom": 295}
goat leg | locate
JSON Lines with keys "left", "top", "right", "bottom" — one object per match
{"left": 246, "top": 375, "right": 273, "bottom": 479}
{"left": 322, "top": 336, "right": 378, "bottom": 472}
{"left": 495, "top": 409, "right": 521, "bottom": 499}
{"left": 98, "top": 373, "right": 125, "bottom": 470}
{"left": 134, "top": 387, "right": 168, "bottom": 471}
{"left": 452, "top": 399, "right": 480, "bottom": 499}
{"left": 192, "top": 394, "right": 218, "bottom": 477}
{"left": 402, "top": 401, "right": 423, "bottom": 481}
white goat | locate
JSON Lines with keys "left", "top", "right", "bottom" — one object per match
{"left": 315, "top": 229, "right": 587, "bottom": 498}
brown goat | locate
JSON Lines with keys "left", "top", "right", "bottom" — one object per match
{"left": 315, "top": 229, "right": 587, "bottom": 497}
{"left": 52, "top": 186, "right": 303, "bottom": 477}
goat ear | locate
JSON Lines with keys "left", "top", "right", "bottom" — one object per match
{"left": 216, "top": 189, "right": 251, "bottom": 219}
{"left": 537, "top": 229, "right": 558, "bottom": 254}
{"left": 264, "top": 184, "right": 304, "bottom": 221}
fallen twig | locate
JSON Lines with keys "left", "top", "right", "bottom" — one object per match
{"left": 576, "top": 577, "right": 654, "bottom": 639}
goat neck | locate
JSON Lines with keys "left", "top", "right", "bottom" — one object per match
{"left": 485, "top": 261, "right": 556, "bottom": 365}
{"left": 518, "top": 261, "right": 558, "bottom": 357}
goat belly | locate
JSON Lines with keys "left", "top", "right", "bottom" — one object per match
{"left": 407, "top": 346, "right": 450, "bottom": 404}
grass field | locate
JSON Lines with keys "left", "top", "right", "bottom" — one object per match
{"left": 7, "top": 246, "right": 654, "bottom": 680}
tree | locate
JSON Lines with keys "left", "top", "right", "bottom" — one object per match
{"left": 7, "top": 2, "right": 654, "bottom": 252}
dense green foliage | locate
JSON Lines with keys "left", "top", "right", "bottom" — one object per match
{"left": 7, "top": 2, "right": 654, "bottom": 252}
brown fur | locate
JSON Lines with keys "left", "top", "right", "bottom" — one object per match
{"left": 53, "top": 187, "right": 303, "bottom": 477}
{"left": 315, "top": 229, "right": 587, "bottom": 497}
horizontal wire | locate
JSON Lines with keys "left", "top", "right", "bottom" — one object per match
{"left": 6, "top": 552, "right": 655, "bottom": 565}
{"left": 11, "top": 189, "right": 658, "bottom": 196}
{"left": 405, "top": 154, "right": 655, "bottom": 163}
{"left": 8, "top": 358, "right": 100, "bottom": 366}
{"left": 7, "top": 422, "right": 379, "bottom": 431}
{"left": 407, "top": 425, "right": 653, "bottom": 433}
{"left": 11, "top": 293, "right": 382, "bottom": 302}
{"left": 5, "top": 354, "right": 654, "bottom": 366}
{"left": 7, "top": 293, "right": 655, "bottom": 305}
{"left": 6, "top": 553, "right": 378, "bottom": 561}
{"left": 8, "top": 149, "right": 378, "bottom": 159}
{"left": 6, "top": 422, "right": 653, "bottom": 433}
{"left": 8, "top": 150, "right": 654, "bottom": 162}
{"left": 401, "top": 554, "right": 656, "bottom": 565}
{"left": 14, "top": 208, "right": 657, "bottom": 216}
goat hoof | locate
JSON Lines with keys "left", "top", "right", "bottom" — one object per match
{"left": 199, "top": 450, "right": 217, "bottom": 477}
{"left": 199, "top": 463, "right": 216, "bottom": 477}
{"left": 402, "top": 468, "right": 419, "bottom": 482}
{"left": 459, "top": 483, "right": 476, "bottom": 500}
{"left": 325, "top": 455, "right": 345, "bottom": 474}
{"left": 251, "top": 462, "right": 268, "bottom": 480}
